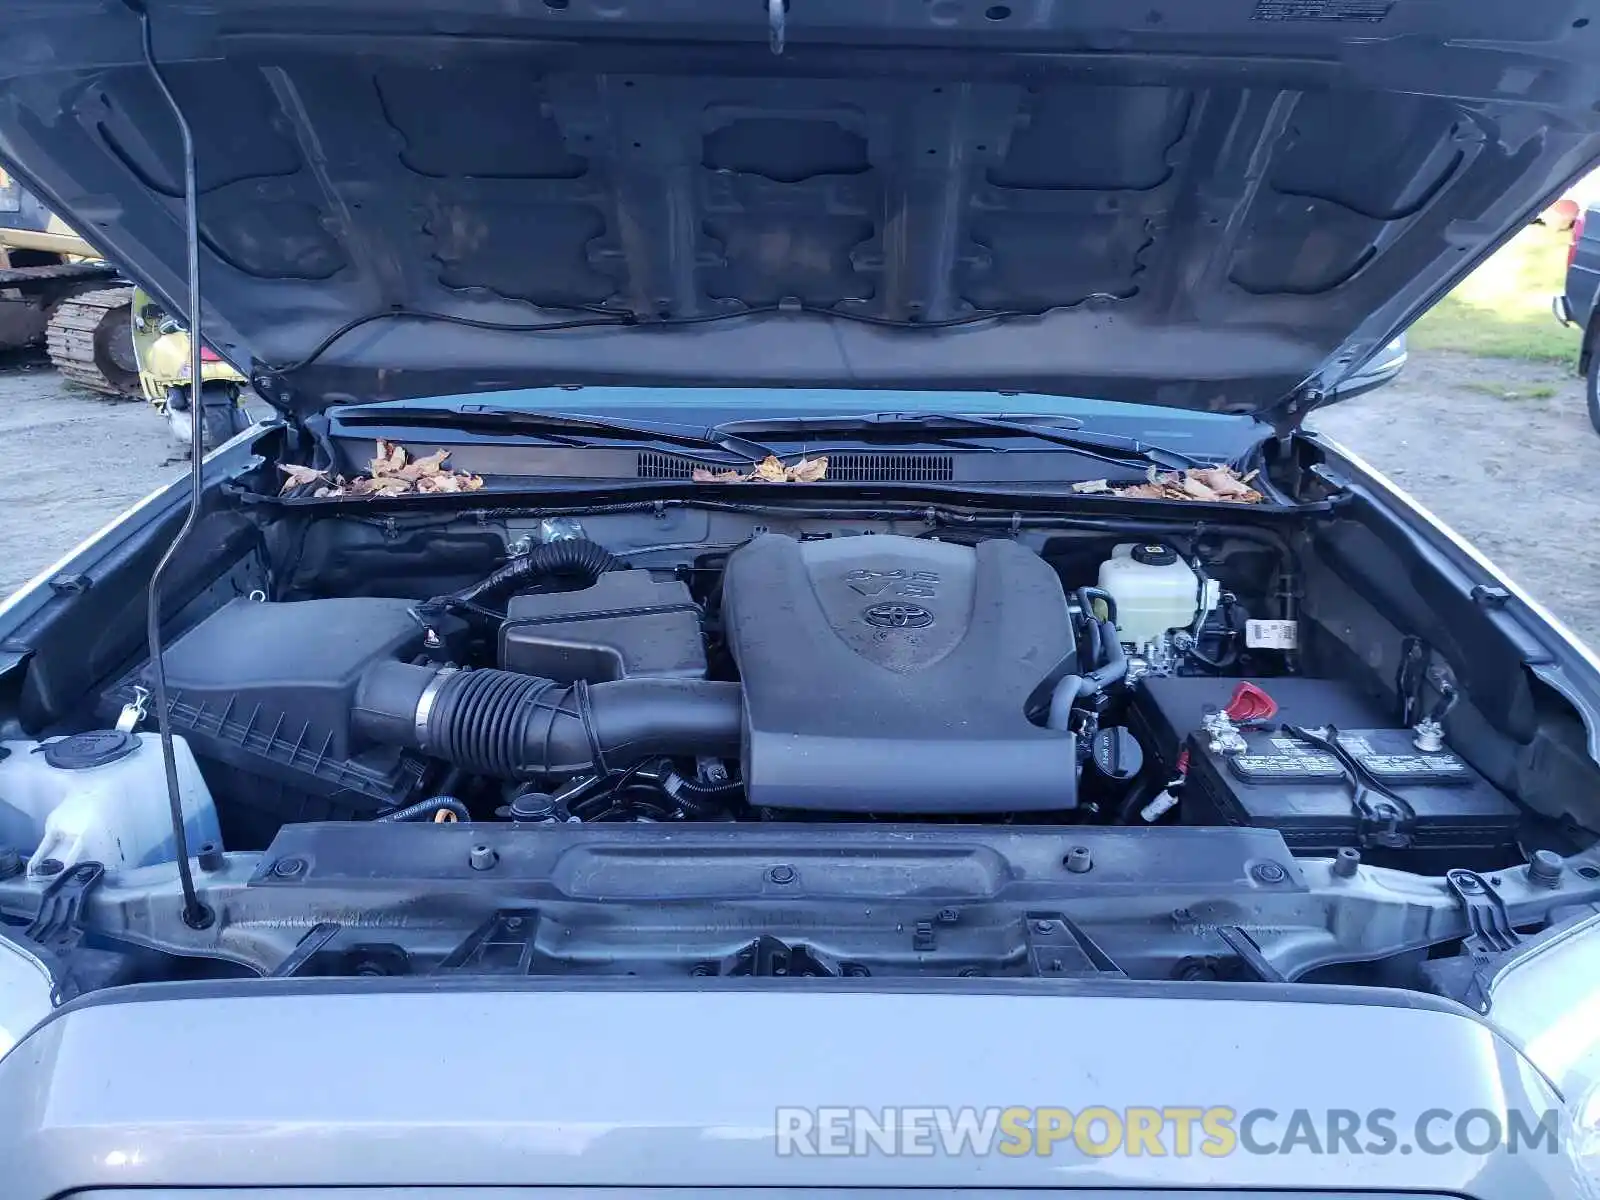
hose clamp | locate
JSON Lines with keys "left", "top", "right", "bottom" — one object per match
{"left": 413, "top": 667, "right": 458, "bottom": 749}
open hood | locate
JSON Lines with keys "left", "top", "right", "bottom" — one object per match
{"left": 4, "top": 0, "right": 1600, "bottom": 426}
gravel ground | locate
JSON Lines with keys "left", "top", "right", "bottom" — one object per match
{"left": 1310, "top": 351, "right": 1600, "bottom": 647}
{"left": 2, "top": 347, "right": 1597, "bottom": 646}
{"left": 0, "top": 351, "right": 187, "bottom": 598}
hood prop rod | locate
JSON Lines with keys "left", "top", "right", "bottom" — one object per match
{"left": 138, "top": 5, "right": 212, "bottom": 931}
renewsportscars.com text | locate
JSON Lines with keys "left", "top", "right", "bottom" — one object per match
{"left": 774, "top": 1106, "right": 1562, "bottom": 1158}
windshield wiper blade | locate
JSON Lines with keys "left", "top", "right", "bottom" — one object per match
{"left": 337, "top": 404, "right": 1204, "bottom": 473}
{"left": 716, "top": 411, "right": 1206, "bottom": 470}
{"left": 336, "top": 405, "right": 781, "bottom": 462}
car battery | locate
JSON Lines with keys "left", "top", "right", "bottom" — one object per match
{"left": 1130, "top": 675, "right": 1521, "bottom": 858}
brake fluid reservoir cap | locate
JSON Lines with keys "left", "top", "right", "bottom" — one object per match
{"left": 42, "top": 730, "right": 140, "bottom": 770}
{"left": 1131, "top": 543, "right": 1178, "bottom": 566}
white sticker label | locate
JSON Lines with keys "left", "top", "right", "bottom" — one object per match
{"left": 1246, "top": 620, "right": 1299, "bottom": 650}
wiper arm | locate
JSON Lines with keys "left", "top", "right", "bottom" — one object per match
{"left": 897, "top": 412, "right": 1206, "bottom": 469}
{"left": 336, "top": 405, "right": 1204, "bottom": 473}
{"left": 336, "top": 405, "right": 781, "bottom": 462}
{"left": 716, "top": 411, "right": 1206, "bottom": 470}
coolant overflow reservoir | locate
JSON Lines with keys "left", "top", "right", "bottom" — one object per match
{"left": 0, "top": 732, "right": 220, "bottom": 875}
{"left": 1097, "top": 542, "right": 1201, "bottom": 645}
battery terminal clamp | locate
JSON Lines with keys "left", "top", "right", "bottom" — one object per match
{"left": 1277, "top": 723, "right": 1416, "bottom": 849}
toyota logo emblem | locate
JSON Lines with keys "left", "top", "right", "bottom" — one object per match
{"left": 863, "top": 602, "right": 934, "bottom": 629}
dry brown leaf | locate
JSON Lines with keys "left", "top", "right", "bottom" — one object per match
{"left": 1106, "top": 464, "right": 1263, "bottom": 504}
{"left": 690, "top": 455, "right": 830, "bottom": 483}
{"left": 752, "top": 455, "right": 789, "bottom": 482}
{"left": 282, "top": 440, "right": 484, "bottom": 499}
{"left": 419, "top": 472, "right": 482, "bottom": 493}
{"left": 786, "top": 456, "right": 828, "bottom": 483}
{"left": 367, "top": 439, "right": 409, "bottom": 478}
{"left": 1189, "top": 466, "right": 1253, "bottom": 497}
{"left": 277, "top": 463, "right": 331, "bottom": 495}
{"left": 396, "top": 449, "right": 451, "bottom": 480}
{"left": 350, "top": 475, "right": 410, "bottom": 496}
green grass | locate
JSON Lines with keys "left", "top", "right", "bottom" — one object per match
{"left": 1462, "top": 380, "right": 1559, "bottom": 400}
{"left": 1409, "top": 224, "right": 1582, "bottom": 363}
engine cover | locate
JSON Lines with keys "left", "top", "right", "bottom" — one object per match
{"left": 722, "top": 533, "right": 1078, "bottom": 812}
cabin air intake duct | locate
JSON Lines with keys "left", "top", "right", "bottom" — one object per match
{"left": 352, "top": 661, "right": 742, "bottom": 778}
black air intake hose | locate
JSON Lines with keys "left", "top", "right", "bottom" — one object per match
{"left": 454, "top": 538, "right": 623, "bottom": 609}
{"left": 354, "top": 661, "right": 742, "bottom": 778}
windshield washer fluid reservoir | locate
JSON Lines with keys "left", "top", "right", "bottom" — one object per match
{"left": 1098, "top": 543, "right": 1201, "bottom": 645}
{"left": 0, "top": 731, "right": 219, "bottom": 875}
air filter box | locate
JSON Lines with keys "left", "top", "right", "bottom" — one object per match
{"left": 103, "top": 597, "right": 431, "bottom": 845}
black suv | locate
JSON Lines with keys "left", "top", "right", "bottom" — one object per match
{"left": 1554, "top": 204, "right": 1600, "bottom": 430}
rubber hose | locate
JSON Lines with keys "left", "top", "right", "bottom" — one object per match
{"left": 1076, "top": 586, "right": 1118, "bottom": 625}
{"left": 1048, "top": 619, "right": 1128, "bottom": 727}
{"left": 354, "top": 661, "right": 742, "bottom": 778}
{"left": 376, "top": 795, "right": 471, "bottom": 822}
{"left": 1047, "top": 675, "right": 1084, "bottom": 731}
{"left": 1077, "top": 619, "right": 1128, "bottom": 695}
{"left": 455, "top": 538, "right": 622, "bottom": 608}
{"left": 1083, "top": 616, "right": 1103, "bottom": 672}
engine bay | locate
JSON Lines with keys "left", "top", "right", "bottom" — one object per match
{"left": 84, "top": 512, "right": 1526, "bottom": 865}
{"left": 1, "top": 496, "right": 1596, "bottom": 996}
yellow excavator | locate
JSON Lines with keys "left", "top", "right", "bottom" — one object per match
{"left": 3, "top": 168, "right": 248, "bottom": 448}
{"left": 0, "top": 167, "right": 140, "bottom": 394}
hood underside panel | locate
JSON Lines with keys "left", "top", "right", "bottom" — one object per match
{"left": 4, "top": 0, "right": 1600, "bottom": 420}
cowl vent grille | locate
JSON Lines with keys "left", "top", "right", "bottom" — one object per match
{"left": 636, "top": 451, "right": 954, "bottom": 482}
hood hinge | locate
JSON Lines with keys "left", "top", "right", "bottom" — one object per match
{"left": 253, "top": 370, "right": 298, "bottom": 419}
{"left": 1270, "top": 384, "right": 1322, "bottom": 449}
{"left": 1258, "top": 384, "right": 1323, "bottom": 505}
{"left": 253, "top": 369, "right": 325, "bottom": 449}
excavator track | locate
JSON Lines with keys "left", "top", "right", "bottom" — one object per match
{"left": 0, "top": 261, "right": 117, "bottom": 289}
{"left": 45, "top": 285, "right": 139, "bottom": 396}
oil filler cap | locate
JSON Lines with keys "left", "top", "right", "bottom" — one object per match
{"left": 1089, "top": 726, "right": 1144, "bottom": 782}
{"left": 42, "top": 729, "right": 140, "bottom": 770}
{"left": 1131, "top": 543, "right": 1177, "bottom": 566}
